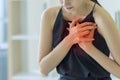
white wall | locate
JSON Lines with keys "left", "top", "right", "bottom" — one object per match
{"left": 0, "top": 0, "right": 4, "bottom": 44}
{"left": 46, "top": 0, "right": 59, "bottom": 7}
{"left": 98, "top": 0, "right": 120, "bottom": 19}
{"left": 26, "top": 0, "right": 45, "bottom": 72}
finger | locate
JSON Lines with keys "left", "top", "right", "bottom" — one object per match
{"left": 70, "top": 20, "right": 78, "bottom": 28}
{"left": 66, "top": 27, "right": 70, "bottom": 31}
{"left": 77, "top": 26, "right": 96, "bottom": 32}
{"left": 77, "top": 37, "right": 94, "bottom": 43}
{"left": 87, "top": 24, "right": 97, "bottom": 38}
{"left": 68, "top": 22, "right": 71, "bottom": 25}
{"left": 77, "top": 30, "right": 90, "bottom": 37}
{"left": 88, "top": 28, "right": 96, "bottom": 38}
{"left": 80, "top": 37, "right": 94, "bottom": 42}
{"left": 76, "top": 17, "right": 84, "bottom": 22}
{"left": 76, "top": 22, "right": 79, "bottom": 26}
{"left": 77, "top": 22, "right": 95, "bottom": 28}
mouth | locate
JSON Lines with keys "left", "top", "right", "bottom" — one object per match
{"left": 65, "top": 6, "right": 73, "bottom": 10}
{"left": 66, "top": 6, "right": 73, "bottom": 9}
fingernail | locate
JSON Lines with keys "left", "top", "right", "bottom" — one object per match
{"left": 68, "top": 22, "right": 71, "bottom": 25}
{"left": 66, "top": 28, "right": 70, "bottom": 31}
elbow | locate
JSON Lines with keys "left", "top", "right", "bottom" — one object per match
{"left": 113, "top": 69, "right": 120, "bottom": 79}
{"left": 116, "top": 69, "right": 120, "bottom": 78}
{"left": 39, "top": 62, "right": 49, "bottom": 76}
{"left": 40, "top": 67, "right": 48, "bottom": 76}
{"left": 113, "top": 74, "right": 120, "bottom": 79}
{"left": 38, "top": 57, "right": 48, "bottom": 76}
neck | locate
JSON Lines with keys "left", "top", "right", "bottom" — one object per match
{"left": 62, "top": 1, "right": 93, "bottom": 21}
{"left": 74, "top": 2, "right": 88, "bottom": 15}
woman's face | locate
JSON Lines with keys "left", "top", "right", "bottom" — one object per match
{"left": 59, "top": 0, "right": 84, "bottom": 13}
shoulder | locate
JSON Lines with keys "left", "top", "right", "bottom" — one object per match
{"left": 40, "top": 6, "right": 61, "bottom": 29}
{"left": 42, "top": 6, "right": 61, "bottom": 16}
{"left": 93, "top": 4, "right": 113, "bottom": 25}
{"left": 93, "top": 4, "right": 116, "bottom": 36}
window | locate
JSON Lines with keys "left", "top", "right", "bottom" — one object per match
{"left": 0, "top": 1, "right": 8, "bottom": 80}
{"left": 0, "top": 0, "right": 8, "bottom": 49}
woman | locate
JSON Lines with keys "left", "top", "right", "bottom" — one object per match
{"left": 38, "top": 0, "right": 120, "bottom": 80}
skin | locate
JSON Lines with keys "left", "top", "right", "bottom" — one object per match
{"left": 67, "top": 19, "right": 96, "bottom": 43}
{"left": 38, "top": 0, "right": 120, "bottom": 78}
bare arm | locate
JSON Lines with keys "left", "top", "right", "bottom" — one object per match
{"left": 38, "top": 7, "right": 73, "bottom": 76}
{"left": 83, "top": 5, "right": 120, "bottom": 78}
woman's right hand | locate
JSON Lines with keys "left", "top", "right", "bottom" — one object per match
{"left": 67, "top": 19, "right": 96, "bottom": 45}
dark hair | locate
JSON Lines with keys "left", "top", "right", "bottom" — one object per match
{"left": 91, "top": 0, "right": 101, "bottom": 6}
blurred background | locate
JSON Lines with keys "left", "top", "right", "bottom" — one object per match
{"left": 0, "top": 0, "right": 120, "bottom": 80}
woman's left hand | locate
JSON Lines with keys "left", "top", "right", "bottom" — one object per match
{"left": 68, "top": 19, "right": 97, "bottom": 51}
{"left": 78, "top": 24, "right": 96, "bottom": 51}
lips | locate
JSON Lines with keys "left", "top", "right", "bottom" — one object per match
{"left": 65, "top": 5, "right": 73, "bottom": 10}
{"left": 66, "top": 6, "right": 73, "bottom": 9}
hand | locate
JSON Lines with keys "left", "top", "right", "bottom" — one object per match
{"left": 67, "top": 19, "right": 96, "bottom": 45}
{"left": 78, "top": 24, "right": 96, "bottom": 51}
